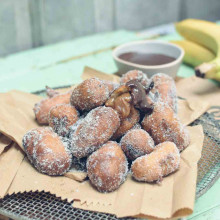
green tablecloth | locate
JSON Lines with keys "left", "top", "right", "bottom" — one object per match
{"left": 0, "top": 30, "right": 194, "bottom": 93}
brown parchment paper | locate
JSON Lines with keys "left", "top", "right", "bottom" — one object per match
{"left": 64, "top": 170, "right": 87, "bottom": 182}
{"left": 0, "top": 67, "right": 214, "bottom": 219}
{"left": 0, "top": 143, "right": 24, "bottom": 198}
{"left": 176, "top": 76, "right": 220, "bottom": 106}
{"left": 7, "top": 157, "right": 81, "bottom": 202}
{"left": 0, "top": 91, "right": 42, "bottom": 149}
{"left": 0, "top": 134, "right": 11, "bottom": 155}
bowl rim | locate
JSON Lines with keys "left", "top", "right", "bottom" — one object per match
{"left": 112, "top": 40, "right": 184, "bottom": 69}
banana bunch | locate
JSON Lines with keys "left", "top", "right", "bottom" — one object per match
{"left": 171, "top": 40, "right": 215, "bottom": 67}
{"left": 174, "top": 19, "right": 220, "bottom": 81}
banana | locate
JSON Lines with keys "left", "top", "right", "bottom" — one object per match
{"left": 176, "top": 19, "right": 220, "bottom": 81}
{"left": 171, "top": 40, "right": 215, "bottom": 67}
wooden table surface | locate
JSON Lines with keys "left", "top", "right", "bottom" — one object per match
{"left": 0, "top": 29, "right": 219, "bottom": 220}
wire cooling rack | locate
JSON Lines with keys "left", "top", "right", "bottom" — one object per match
{"left": 0, "top": 88, "right": 219, "bottom": 220}
{"left": 193, "top": 107, "right": 220, "bottom": 198}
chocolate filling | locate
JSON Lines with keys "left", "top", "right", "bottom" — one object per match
{"left": 126, "top": 80, "right": 154, "bottom": 113}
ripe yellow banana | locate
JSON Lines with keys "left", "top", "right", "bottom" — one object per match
{"left": 171, "top": 40, "right": 215, "bottom": 67}
{"left": 176, "top": 19, "right": 220, "bottom": 81}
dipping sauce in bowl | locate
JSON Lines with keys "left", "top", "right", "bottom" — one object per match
{"left": 113, "top": 40, "right": 184, "bottom": 78}
{"left": 118, "top": 52, "right": 176, "bottom": 66}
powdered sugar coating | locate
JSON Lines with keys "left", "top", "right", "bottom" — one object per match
{"left": 142, "top": 101, "right": 190, "bottom": 152}
{"left": 48, "top": 104, "right": 79, "bottom": 136}
{"left": 70, "top": 106, "right": 120, "bottom": 158}
{"left": 87, "top": 141, "right": 128, "bottom": 192}
{"left": 22, "top": 127, "right": 72, "bottom": 175}
{"left": 131, "top": 141, "right": 180, "bottom": 182}
{"left": 70, "top": 78, "right": 112, "bottom": 111}
{"left": 68, "top": 118, "right": 84, "bottom": 138}
{"left": 120, "top": 129, "right": 155, "bottom": 160}
{"left": 150, "top": 73, "right": 177, "bottom": 113}
{"left": 102, "top": 80, "right": 119, "bottom": 94}
{"left": 120, "top": 70, "right": 149, "bottom": 88}
{"left": 131, "top": 123, "right": 141, "bottom": 130}
{"left": 34, "top": 91, "right": 71, "bottom": 125}
{"left": 111, "top": 106, "right": 140, "bottom": 140}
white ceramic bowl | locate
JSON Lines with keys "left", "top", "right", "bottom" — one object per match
{"left": 112, "top": 40, "right": 184, "bottom": 78}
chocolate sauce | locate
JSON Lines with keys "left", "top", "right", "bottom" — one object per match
{"left": 119, "top": 52, "right": 175, "bottom": 65}
{"left": 126, "top": 80, "right": 154, "bottom": 113}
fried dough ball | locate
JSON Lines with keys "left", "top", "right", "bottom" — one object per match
{"left": 70, "top": 78, "right": 112, "bottom": 112}
{"left": 150, "top": 73, "right": 177, "bottom": 113}
{"left": 120, "top": 70, "right": 149, "bottom": 87}
{"left": 22, "top": 127, "right": 72, "bottom": 176}
{"left": 120, "top": 129, "right": 155, "bottom": 160}
{"left": 131, "top": 141, "right": 180, "bottom": 182}
{"left": 48, "top": 104, "right": 79, "bottom": 136}
{"left": 87, "top": 141, "right": 128, "bottom": 192}
{"left": 142, "top": 102, "right": 190, "bottom": 152}
{"left": 70, "top": 106, "right": 120, "bottom": 158}
{"left": 103, "top": 80, "right": 119, "bottom": 94}
{"left": 112, "top": 106, "right": 140, "bottom": 140}
{"left": 34, "top": 91, "right": 71, "bottom": 125}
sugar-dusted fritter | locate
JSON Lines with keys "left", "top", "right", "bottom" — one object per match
{"left": 112, "top": 106, "right": 140, "bottom": 140}
{"left": 48, "top": 104, "right": 79, "bottom": 136}
{"left": 87, "top": 141, "right": 128, "bottom": 192}
{"left": 120, "top": 129, "right": 155, "bottom": 160}
{"left": 70, "top": 78, "right": 113, "bottom": 112}
{"left": 120, "top": 70, "right": 149, "bottom": 87}
{"left": 34, "top": 91, "right": 71, "bottom": 125}
{"left": 142, "top": 102, "right": 190, "bottom": 152}
{"left": 70, "top": 106, "right": 120, "bottom": 158}
{"left": 22, "top": 127, "right": 72, "bottom": 176}
{"left": 103, "top": 80, "right": 119, "bottom": 94}
{"left": 131, "top": 141, "right": 180, "bottom": 182}
{"left": 150, "top": 73, "right": 177, "bottom": 113}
